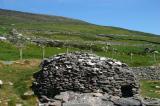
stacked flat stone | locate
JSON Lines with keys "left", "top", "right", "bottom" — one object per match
{"left": 32, "top": 52, "right": 139, "bottom": 100}
{"left": 131, "top": 67, "right": 160, "bottom": 80}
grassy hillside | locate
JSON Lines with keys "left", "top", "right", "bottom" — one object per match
{"left": 0, "top": 9, "right": 159, "bottom": 40}
{"left": 0, "top": 9, "right": 160, "bottom": 67}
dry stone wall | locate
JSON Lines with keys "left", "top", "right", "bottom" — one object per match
{"left": 32, "top": 52, "right": 139, "bottom": 103}
{"left": 131, "top": 67, "right": 160, "bottom": 80}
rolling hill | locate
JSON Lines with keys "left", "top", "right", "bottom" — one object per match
{"left": 0, "top": 8, "right": 160, "bottom": 67}
{"left": 0, "top": 8, "right": 159, "bottom": 38}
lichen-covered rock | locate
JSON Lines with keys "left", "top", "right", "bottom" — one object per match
{"left": 32, "top": 52, "right": 139, "bottom": 102}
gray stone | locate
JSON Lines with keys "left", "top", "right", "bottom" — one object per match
{"left": 131, "top": 67, "right": 160, "bottom": 80}
{"left": 143, "top": 98, "right": 160, "bottom": 106}
{"left": 54, "top": 92, "right": 70, "bottom": 102}
{"left": 32, "top": 52, "right": 140, "bottom": 104}
{"left": 63, "top": 103, "right": 91, "bottom": 106}
{"left": 113, "top": 97, "right": 141, "bottom": 106}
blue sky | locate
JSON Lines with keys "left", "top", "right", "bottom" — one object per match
{"left": 0, "top": 0, "right": 160, "bottom": 35}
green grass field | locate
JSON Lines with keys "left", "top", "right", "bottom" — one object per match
{"left": 1, "top": 41, "right": 160, "bottom": 67}
{"left": 141, "top": 80, "right": 160, "bottom": 98}
{"left": 0, "top": 60, "right": 39, "bottom": 106}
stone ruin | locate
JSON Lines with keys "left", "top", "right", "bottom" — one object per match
{"left": 32, "top": 52, "right": 142, "bottom": 106}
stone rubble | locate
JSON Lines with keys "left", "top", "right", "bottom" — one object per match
{"left": 37, "top": 91, "right": 160, "bottom": 106}
{"left": 32, "top": 52, "right": 140, "bottom": 104}
{"left": 31, "top": 52, "right": 160, "bottom": 106}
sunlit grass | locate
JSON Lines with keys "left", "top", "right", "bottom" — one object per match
{"left": 0, "top": 60, "right": 39, "bottom": 106}
{"left": 0, "top": 41, "right": 160, "bottom": 67}
{"left": 140, "top": 80, "right": 160, "bottom": 98}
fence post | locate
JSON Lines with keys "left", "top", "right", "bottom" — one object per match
{"left": 19, "top": 47, "right": 23, "bottom": 60}
{"left": 42, "top": 46, "right": 45, "bottom": 59}
{"left": 130, "top": 52, "right": 133, "bottom": 62}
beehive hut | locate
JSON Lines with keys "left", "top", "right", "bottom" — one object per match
{"left": 32, "top": 52, "right": 139, "bottom": 101}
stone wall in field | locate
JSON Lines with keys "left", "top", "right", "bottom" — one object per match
{"left": 131, "top": 66, "right": 160, "bottom": 80}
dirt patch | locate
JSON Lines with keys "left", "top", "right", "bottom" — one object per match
{"left": 155, "top": 90, "right": 160, "bottom": 93}
{"left": 148, "top": 80, "right": 160, "bottom": 83}
{"left": 0, "top": 62, "right": 3, "bottom": 68}
{"left": 11, "top": 59, "right": 41, "bottom": 68}
{"left": 154, "top": 63, "right": 160, "bottom": 67}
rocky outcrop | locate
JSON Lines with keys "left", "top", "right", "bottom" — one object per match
{"left": 52, "top": 92, "right": 142, "bottom": 106}
{"left": 37, "top": 91, "right": 160, "bottom": 106}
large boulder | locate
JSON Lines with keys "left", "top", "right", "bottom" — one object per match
{"left": 37, "top": 91, "right": 143, "bottom": 106}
